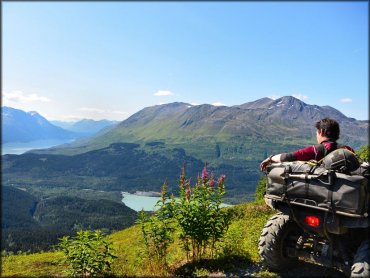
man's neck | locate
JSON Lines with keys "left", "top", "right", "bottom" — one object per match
{"left": 320, "top": 138, "right": 335, "bottom": 144}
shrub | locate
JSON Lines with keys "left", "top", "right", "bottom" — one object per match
{"left": 138, "top": 181, "right": 175, "bottom": 265}
{"left": 174, "top": 165, "right": 231, "bottom": 261}
{"left": 255, "top": 175, "right": 267, "bottom": 203}
{"left": 58, "top": 230, "right": 117, "bottom": 277}
{"left": 139, "top": 165, "right": 231, "bottom": 264}
{"left": 357, "top": 145, "right": 369, "bottom": 162}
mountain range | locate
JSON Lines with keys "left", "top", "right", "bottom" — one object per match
{"left": 51, "top": 119, "right": 119, "bottom": 136}
{"left": 2, "top": 107, "right": 76, "bottom": 143}
{"left": 38, "top": 96, "right": 368, "bottom": 157}
{"left": 2, "top": 106, "right": 118, "bottom": 144}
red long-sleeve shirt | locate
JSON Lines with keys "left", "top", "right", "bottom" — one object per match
{"left": 280, "top": 141, "right": 355, "bottom": 162}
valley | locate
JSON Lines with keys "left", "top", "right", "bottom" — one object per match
{"left": 2, "top": 96, "right": 368, "bottom": 253}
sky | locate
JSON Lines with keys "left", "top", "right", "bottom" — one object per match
{"left": 2, "top": 1, "right": 369, "bottom": 121}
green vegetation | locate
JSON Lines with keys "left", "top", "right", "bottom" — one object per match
{"left": 6, "top": 157, "right": 359, "bottom": 277}
{"left": 3, "top": 139, "right": 312, "bottom": 203}
{"left": 357, "top": 144, "right": 369, "bottom": 162}
{"left": 139, "top": 166, "right": 232, "bottom": 266}
{"left": 1, "top": 202, "right": 275, "bottom": 277}
{"left": 174, "top": 166, "right": 231, "bottom": 261}
{"left": 1, "top": 171, "right": 276, "bottom": 277}
{"left": 138, "top": 182, "right": 175, "bottom": 265}
{"left": 255, "top": 175, "right": 267, "bottom": 204}
{"left": 33, "top": 196, "right": 137, "bottom": 232}
{"left": 1, "top": 251, "right": 65, "bottom": 277}
{"left": 2, "top": 186, "right": 137, "bottom": 253}
{"left": 58, "top": 230, "right": 117, "bottom": 277}
{"left": 2, "top": 186, "right": 38, "bottom": 229}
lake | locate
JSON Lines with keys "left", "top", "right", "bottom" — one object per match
{"left": 121, "top": 192, "right": 163, "bottom": 211}
{"left": 121, "top": 191, "right": 232, "bottom": 211}
{"left": 2, "top": 139, "right": 74, "bottom": 155}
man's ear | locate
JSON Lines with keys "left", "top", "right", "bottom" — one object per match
{"left": 318, "top": 129, "right": 325, "bottom": 136}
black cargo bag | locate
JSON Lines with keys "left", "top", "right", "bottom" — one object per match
{"left": 265, "top": 162, "right": 369, "bottom": 217}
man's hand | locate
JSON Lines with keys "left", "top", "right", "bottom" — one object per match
{"left": 260, "top": 156, "right": 272, "bottom": 172}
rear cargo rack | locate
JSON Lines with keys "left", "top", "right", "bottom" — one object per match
{"left": 265, "top": 194, "right": 368, "bottom": 219}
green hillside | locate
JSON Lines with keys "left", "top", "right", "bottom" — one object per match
{"left": 2, "top": 186, "right": 137, "bottom": 253}
{"left": 1, "top": 202, "right": 345, "bottom": 277}
{"left": 2, "top": 142, "right": 262, "bottom": 204}
{"left": 1, "top": 202, "right": 275, "bottom": 277}
{"left": 33, "top": 196, "right": 138, "bottom": 231}
{"left": 2, "top": 186, "right": 38, "bottom": 229}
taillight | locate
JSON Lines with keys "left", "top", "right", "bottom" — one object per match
{"left": 305, "top": 215, "right": 320, "bottom": 227}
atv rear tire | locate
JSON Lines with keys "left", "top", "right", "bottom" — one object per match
{"left": 351, "top": 240, "right": 370, "bottom": 278}
{"left": 258, "top": 212, "right": 301, "bottom": 271}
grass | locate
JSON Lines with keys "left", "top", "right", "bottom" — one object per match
{"left": 1, "top": 202, "right": 275, "bottom": 277}
{"left": 1, "top": 251, "right": 65, "bottom": 277}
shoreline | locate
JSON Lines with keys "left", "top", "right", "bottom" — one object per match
{"left": 121, "top": 191, "right": 161, "bottom": 198}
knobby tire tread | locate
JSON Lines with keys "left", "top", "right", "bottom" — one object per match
{"left": 258, "top": 212, "right": 299, "bottom": 272}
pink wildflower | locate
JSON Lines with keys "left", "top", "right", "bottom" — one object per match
{"left": 209, "top": 177, "right": 215, "bottom": 188}
{"left": 218, "top": 175, "right": 225, "bottom": 183}
{"left": 218, "top": 175, "right": 226, "bottom": 190}
{"left": 185, "top": 188, "right": 191, "bottom": 201}
{"left": 179, "top": 167, "right": 186, "bottom": 188}
{"left": 202, "top": 164, "right": 208, "bottom": 182}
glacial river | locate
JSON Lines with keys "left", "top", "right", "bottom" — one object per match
{"left": 2, "top": 139, "right": 74, "bottom": 155}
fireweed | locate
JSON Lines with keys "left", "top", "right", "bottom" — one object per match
{"left": 139, "top": 166, "right": 231, "bottom": 264}
{"left": 174, "top": 165, "right": 231, "bottom": 261}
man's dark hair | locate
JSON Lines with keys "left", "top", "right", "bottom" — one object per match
{"left": 315, "top": 118, "right": 340, "bottom": 141}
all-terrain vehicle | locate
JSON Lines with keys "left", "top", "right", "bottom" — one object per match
{"left": 258, "top": 149, "right": 370, "bottom": 277}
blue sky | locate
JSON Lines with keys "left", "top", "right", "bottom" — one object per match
{"left": 2, "top": 1, "right": 368, "bottom": 121}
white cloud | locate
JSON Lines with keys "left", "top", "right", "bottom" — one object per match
{"left": 292, "top": 94, "right": 309, "bottom": 101}
{"left": 112, "top": 110, "right": 128, "bottom": 116}
{"left": 79, "top": 107, "right": 105, "bottom": 113}
{"left": 154, "top": 90, "right": 173, "bottom": 96}
{"left": 3, "top": 90, "right": 51, "bottom": 104}
{"left": 339, "top": 98, "right": 352, "bottom": 103}
{"left": 28, "top": 93, "right": 51, "bottom": 102}
{"left": 212, "top": 102, "right": 226, "bottom": 106}
{"left": 75, "top": 107, "right": 129, "bottom": 121}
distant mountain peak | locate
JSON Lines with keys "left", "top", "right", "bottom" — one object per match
{"left": 157, "top": 102, "right": 192, "bottom": 108}
{"left": 237, "top": 97, "right": 274, "bottom": 109}
{"left": 269, "top": 96, "right": 307, "bottom": 109}
{"left": 274, "top": 95, "right": 305, "bottom": 103}
{"left": 51, "top": 118, "right": 119, "bottom": 136}
{"left": 237, "top": 95, "right": 307, "bottom": 111}
{"left": 2, "top": 106, "right": 76, "bottom": 143}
